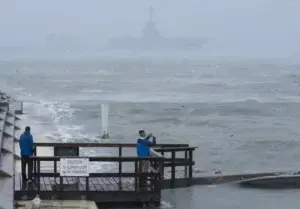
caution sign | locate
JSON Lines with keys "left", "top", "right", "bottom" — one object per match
{"left": 60, "top": 158, "right": 89, "bottom": 177}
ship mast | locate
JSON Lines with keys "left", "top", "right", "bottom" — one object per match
{"left": 142, "top": 6, "right": 160, "bottom": 39}
{"left": 149, "top": 6, "right": 154, "bottom": 22}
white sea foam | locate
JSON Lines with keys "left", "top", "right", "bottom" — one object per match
{"left": 73, "top": 91, "right": 282, "bottom": 104}
{"left": 79, "top": 89, "right": 103, "bottom": 94}
{"left": 160, "top": 200, "right": 173, "bottom": 208}
{"left": 14, "top": 88, "right": 114, "bottom": 172}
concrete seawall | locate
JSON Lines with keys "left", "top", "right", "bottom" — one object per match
{"left": 0, "top": 91, "right": 23, "bottom": 209}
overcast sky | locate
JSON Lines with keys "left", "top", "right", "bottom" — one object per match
{"left": 0, "top": 0, "right": 299, "bottom": 58}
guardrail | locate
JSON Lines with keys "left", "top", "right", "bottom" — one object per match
{"left": 151, "top": 146, "right": 196, "bottom": 182}
{"left": 33, "top": 142, "right": 197, "bottom": 188}
{"left": 30, "top": 156, "right": 163, "bottom": 193}
{"left": 15, "top": 155, "right": 164, "bottom": 204}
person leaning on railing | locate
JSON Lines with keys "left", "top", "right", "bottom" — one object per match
{"left": 136, "top": 130, "right": 156, "bottom": 191}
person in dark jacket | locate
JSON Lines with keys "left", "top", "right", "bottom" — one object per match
{"left": 19, "top": 126, "right": 34, "bottom": 182}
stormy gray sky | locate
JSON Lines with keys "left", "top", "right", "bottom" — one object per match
{"left": 0, "top": 0, "right": 299, "bottom": 58}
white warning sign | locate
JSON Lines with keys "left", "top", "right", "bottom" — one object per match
{"left": 60, "top": 158, "right": 89, "bottom": 177}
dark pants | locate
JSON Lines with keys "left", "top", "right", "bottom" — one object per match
{"left": 139, "top": 160, "right": 149, "bottom": 191}
{"left": 21, "top": 155, "right": 33, "bottom": 182}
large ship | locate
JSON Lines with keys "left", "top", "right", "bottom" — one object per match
{"left": 106, "top": 6, "right": 208, "bottom": 51}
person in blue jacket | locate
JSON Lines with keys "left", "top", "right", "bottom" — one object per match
{"left": 19, "top": 126, "right": 34, "bottom": 183}
{"left": 136, "top": 130, "right": 156, "bottom": 157}
{"left": 136, "top": 130, "right": 156, "bottom": 191}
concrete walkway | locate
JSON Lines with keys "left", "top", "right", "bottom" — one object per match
{"left": 16, "top": 200, "right": 98, "bottom": 209}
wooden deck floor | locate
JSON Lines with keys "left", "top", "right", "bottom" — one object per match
{"left": 13, "top": 166, "right": 187, "bottom": 202}
{"left": 14, "top": 168, "right": 186, "bottom": 192}
{"left": 16, "top": 176, "right": 144, "bottom": 192}
{"left": 14, "top": 174, "right": 160, "bottom": 202}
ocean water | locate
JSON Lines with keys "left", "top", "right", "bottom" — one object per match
{"left": 1, "top": 59, "right": 300, "bottom": 208}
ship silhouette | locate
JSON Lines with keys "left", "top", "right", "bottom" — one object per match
{"left": 106, "top": 6, "right": 208, "bottom": 51}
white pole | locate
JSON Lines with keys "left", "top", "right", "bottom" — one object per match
{"left": 101, "top": 103, "right": 109, "bottom": 139}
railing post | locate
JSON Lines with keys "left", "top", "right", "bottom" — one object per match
{"left": 161, "top": 145, "right": 165, "bottom": 156}
{"left": 118, "top": 147, "right": 123, "bottom": 190}
{"left": 60, "top": 175, "right": 63, "bottom": 199}
{"left": 157, "top": 158, "right": 163, "bottom": 206}
{"left": 151, "top": 159, "right": 156, "bottom": 192}
{"left": 134, "top": 160, "right": 138, "bottom": 192}
{"left": 86, "top": 176, "right": 89, "bottom": 192}
{"left": 158, "top": 157, "right": 164, "bottom": 180}
{"left": 33, "top": 146, "right": 37, "bottom": 176}
{"left": 160, "top": 157, "right": 164, "bottom": 180}
{"left": 54, "top": 159, "right": 57, "bottom": 192}
{"left": 37, "top": 159, "right": 40, "bottom": 193}
{"left": 54, "top": 160, "right": 57, "bottom": 173}
{"left": 171, "top": 150, "right": 175, "bottom": 183}
{"left": 59, "top": 158, "right": 63, "bottom": 199}
{"left": 84, "top": 158, "right": 89, "bottom": 196}
{"left": 188, "top": 149, "right": 193, "bottom": 185}
{"left": 118, "top": 146, "right": 122, "bottom": 174}
{"left": 184, "top": 150, "right": 188, "bottom": 177}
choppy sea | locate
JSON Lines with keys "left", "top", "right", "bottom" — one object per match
{"left": 1, "top": 58, "right": 300, "bottom": 208}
